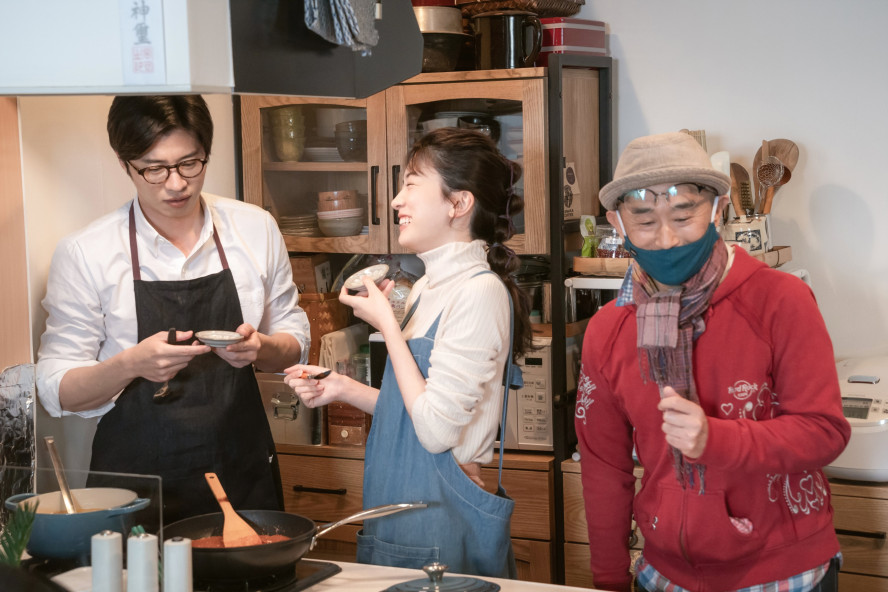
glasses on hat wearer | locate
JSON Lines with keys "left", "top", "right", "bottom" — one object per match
{"left": 618, "top": 183, "right": 717, "bottom": 205}
{"left": 128, "top": 158, "right": 208, "bottom": 184}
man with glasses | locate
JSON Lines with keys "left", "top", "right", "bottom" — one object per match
{"left": 36, "top": 95, "right": 310, "bottom": 524}
{"left": 574, "top": 132, "right": 849, "bottom": 592}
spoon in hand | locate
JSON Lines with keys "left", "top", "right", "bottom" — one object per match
{"left": 275, "top": 369, "right": 332, "bottom": 380}
{"left": 153, "top": 328, "right": 177, "bottom": 400}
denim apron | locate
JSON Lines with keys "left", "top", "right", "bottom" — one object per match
{"left": 88, "top": 204, "right": 283, "bottom": 525}
{"left": 357, "top": 270, "right": 522, "bottom": 577}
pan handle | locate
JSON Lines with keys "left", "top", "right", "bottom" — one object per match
{"left": 312, "top": 502, "right": 428, "bottom": 549}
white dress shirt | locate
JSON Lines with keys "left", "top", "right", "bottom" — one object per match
{"left": 36, "top": 193, "right": 310, "bottom": 418}
{"left": 401, "top": 240, "right": 511, "bottom": 465}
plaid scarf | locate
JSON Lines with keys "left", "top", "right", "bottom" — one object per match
{"left": 632, "top": 238, "right": 728, "bottom": 491}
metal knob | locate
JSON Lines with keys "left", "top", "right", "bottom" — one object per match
{"left": 422, "top": 563, "right": 448, "bottom": 587}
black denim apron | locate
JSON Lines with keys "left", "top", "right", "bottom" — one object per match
{"left": 88, "top": 205, "right": 282, "bottom": 525}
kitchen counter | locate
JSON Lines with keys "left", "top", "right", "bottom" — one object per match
{"left": 308, "top": 562, "right": 601, "bottom": 591}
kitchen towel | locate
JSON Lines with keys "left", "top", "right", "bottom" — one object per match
{"left": 320, "top": 324, "right": 369, "bottom": 378}
{"left": 305, "top": 0, "right": 379, "bottom": 54}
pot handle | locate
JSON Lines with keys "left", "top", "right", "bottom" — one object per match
{"left": 4, "top": 493, "right": 36, "bottom": 511}
{"left": 106, "top": 497, "right": 151, "bottom": 517}
{"left": 312, "top": 502, "right": 428, "bottom": 549}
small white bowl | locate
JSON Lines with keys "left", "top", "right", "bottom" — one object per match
{"left": 195, "top": 331, "right": 244, "bottom": 347}
{"left": 344, "top": 264, "right": 390, "bottom": 295}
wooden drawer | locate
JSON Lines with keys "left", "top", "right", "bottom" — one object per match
{"left": 839, "top": 572, "right": 888, "bottom": 592}
{"left": 279, "top": 453, "right": 364, "bottom": 522}
{"left": 482, "top": 466, "right": 553, "bottom": 541}
{"left": 563, "top": 471, "right": 587, "bottom": 543}
{"left": 832, "top": 493, "right": 888, "bottom": 580}
{"left": 513, "top": 538, "right": 553, "bottom": 583}
{"left": 564, "top": 542, "right": 595, "bottom": 589}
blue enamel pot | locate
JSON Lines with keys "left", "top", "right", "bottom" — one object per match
{"left": 5, "top": 488, "right": 150, "bottom": 560}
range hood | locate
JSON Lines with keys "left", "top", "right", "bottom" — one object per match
{"left": 0, "top": 0, "right": 422, "bottom": 98}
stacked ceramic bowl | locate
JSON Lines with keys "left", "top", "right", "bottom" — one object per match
{"left": 317, "top": 190, "right": 364, "bottom": 237}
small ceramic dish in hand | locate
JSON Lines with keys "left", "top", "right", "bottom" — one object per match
{"left": 344, "top": 264, "right": 389, "bottom": 295}
{"left": 195, "top": 331, "right": 244, "bottom": 347}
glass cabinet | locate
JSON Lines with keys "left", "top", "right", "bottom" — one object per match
{"left": 240, "top": 69, "right": 563, "bottom": 256}
{"left": 240, "top": 93, "right": 389, "bottom": 254}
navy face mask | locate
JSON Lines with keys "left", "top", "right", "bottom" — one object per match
{"left": 623, "top": 223, "right": 720, "bottom": 286}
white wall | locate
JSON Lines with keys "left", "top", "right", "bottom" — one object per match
{"left": 576, "top": 0, "right": 888, "bottom": 359}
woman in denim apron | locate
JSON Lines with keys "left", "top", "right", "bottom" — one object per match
{"left": 285, "top": 129, "right": 534, "bottom": 577}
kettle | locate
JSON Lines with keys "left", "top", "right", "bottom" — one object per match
{"left": 470, "top": 11, "right": 542, "bottom": 70}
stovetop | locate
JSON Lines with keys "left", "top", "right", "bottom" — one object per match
{"left": 196, "top": 560, "right": 341, "bottom": 592}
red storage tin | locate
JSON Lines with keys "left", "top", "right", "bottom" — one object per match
{"left": 535, "top": 18, "right": 606, "bottom": 66}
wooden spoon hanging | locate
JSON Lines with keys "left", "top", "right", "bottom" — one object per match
{"left": 204, "top": 472, "right": 262, "bottom": 548}
{"left": 753, "top": 139, "right": 799, "bottom": 212}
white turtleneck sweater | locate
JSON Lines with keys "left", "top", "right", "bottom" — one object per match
{"left": 401, "top": 240, "right": 511, "bottom": 465}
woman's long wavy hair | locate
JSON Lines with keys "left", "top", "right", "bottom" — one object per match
{"left": 405, "top": 127, "right": 533, "bottom": 360}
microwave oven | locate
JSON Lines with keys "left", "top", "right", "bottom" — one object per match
{"left": 369, "top": 333, "right": 581, "bottom": 452}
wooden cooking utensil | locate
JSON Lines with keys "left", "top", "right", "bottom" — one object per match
{"left": 730, "top": 163, "right": 753, "bottom": 217}
{"left": 44, "top": 436, "right": 81, "bottom": 514}
{"left": 728, "top": 163, "right": 744, "bottom": 221}
{"left": 752, "top": 139, "right": 800, "bottom": 212}
{"left": 204, "top": 472, "right": 262, "bottom": 548}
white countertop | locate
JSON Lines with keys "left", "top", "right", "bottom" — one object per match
{"left": 307, "top": 562, "right": 601, "bottom": 591}
{"left": 50, "top": 560, "right": 602, "bottom": 592}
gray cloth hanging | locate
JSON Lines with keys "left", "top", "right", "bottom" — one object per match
{"left": 305, "top": 0, "right": 379, "bottom": 54}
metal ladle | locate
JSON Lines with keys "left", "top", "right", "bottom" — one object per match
{"left": 44, "top": 436, "right": 80, "bottom": 514}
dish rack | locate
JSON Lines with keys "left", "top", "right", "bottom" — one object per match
{"left": 456, "top": 0, "right": 584, "bottom": 17}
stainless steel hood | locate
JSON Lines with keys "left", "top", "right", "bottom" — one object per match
{"left": 0, "top": 0, "right": 422, "bottom": 98}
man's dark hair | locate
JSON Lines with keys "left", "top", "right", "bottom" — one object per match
{"left": 107, "top": 95, "right": 213, "bottom": 161}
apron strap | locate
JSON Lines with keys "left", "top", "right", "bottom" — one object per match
{"left": 128, "top": 201, "right": 229, "bottom": 282}
{"left": 468, "top": 270, "right": 518, "bottom": 488}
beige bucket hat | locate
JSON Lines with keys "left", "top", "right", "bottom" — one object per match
{"left": 599, "top": 132, "right": 731, "bottom": 211}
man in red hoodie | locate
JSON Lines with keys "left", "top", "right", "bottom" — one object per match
{"left": 575, "top": 132, "right": 850, "bottom": 592}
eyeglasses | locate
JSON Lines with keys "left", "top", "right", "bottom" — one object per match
{"left": 128, "top": 158, "right": 208, "bottom": 184}
{"left": 619, "top": 183, "right": 717, "bottom": 205}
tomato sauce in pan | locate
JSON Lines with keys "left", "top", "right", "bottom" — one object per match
{"left": 191, "top": 534, "right": 290, "bottom": 548}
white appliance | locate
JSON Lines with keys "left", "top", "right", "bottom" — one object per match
{"left": 256, "top": 372, "right": 325, "bottom": 446}
{"left": 824, "top": 356, "right": 888, "bottom": 482}
{"left": 500, "top": 337, "right": 555, "bottom": 451}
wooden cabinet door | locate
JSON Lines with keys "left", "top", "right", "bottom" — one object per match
{"left": 387, "top": 73, "right": 548, "bottom": 255}
{"left": 240, "top": 94, "right": 389, "bottom": 254}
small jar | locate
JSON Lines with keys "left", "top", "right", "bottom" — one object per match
{"left": 596, "top": 226, "right": 630, "bottom": 258}
{"left": 351, "top": 349, "right": 371, "bottom": 386}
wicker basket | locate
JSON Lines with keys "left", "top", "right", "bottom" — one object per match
{"left": 299, "top": 292, "right": 352, "bottom": 366}
{"left": 456, "top": 0, "right": 584, "bottom": 17}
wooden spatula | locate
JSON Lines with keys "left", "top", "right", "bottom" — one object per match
{"left": 204, "top": 472, "right": 262, "bottom": 548}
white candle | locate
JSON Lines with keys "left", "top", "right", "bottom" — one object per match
{"left": 91, "top": 530, "right": 123, "bottom": 592}
{"left": 162, "top": 536, "right": 192, "bottom": 592}
{"left": 127, "top": 532, "right": 159, "bottom": 592}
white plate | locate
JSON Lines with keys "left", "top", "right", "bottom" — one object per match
{"left": 195, "top": 330, "right": 244, "bottom": 347}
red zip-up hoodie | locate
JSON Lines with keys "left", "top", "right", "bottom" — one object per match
{"left": 575, "top": 247, "right": 851, "bottom": 592}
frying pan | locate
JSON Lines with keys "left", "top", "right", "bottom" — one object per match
{"left": 163, "top": 503, "right": 426, "bottom": 586}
